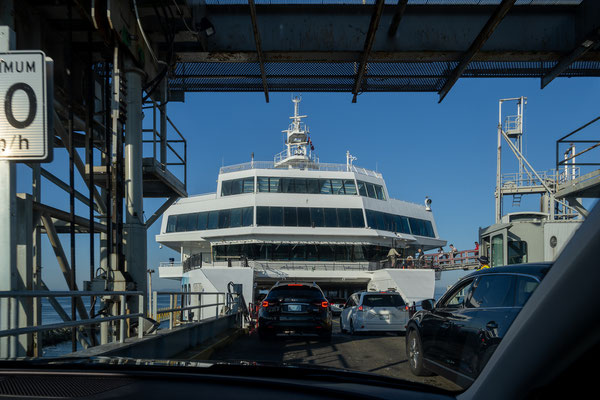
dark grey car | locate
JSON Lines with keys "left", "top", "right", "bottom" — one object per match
{"left": 406, "top": 264, "right": 551, "bottom": 389}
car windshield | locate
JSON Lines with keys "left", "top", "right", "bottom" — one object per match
{"left": 1, "top": 1, "right": 598, "bottom": 397}
{"left": 363, "top": 294, "right": 405, "bottom": 307}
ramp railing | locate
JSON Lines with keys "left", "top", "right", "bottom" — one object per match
{"left": 151, "top": 290, "right": 241, "bottom": 331}
{"left": 0, "top": 290, "right": 144, "bottom": 359}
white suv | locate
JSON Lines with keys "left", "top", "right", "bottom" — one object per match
{"left": 340, "top": 291, "right": 409, "bottom": 335}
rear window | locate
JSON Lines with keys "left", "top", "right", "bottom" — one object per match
{"left": 362, "top": 294, "right": 405, "bottom": 307}
{"left": 266, "top": 286, "right": 324, "bottom": 300}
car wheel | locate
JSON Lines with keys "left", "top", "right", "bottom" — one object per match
{"left": 339, "top": 316, "right": 347, "bottom": 333}
{"left": 407, "top": 329, "right": 433, "bottom": 376}
{"left": 319, "top": 330, "right": 332, "bottom": 342}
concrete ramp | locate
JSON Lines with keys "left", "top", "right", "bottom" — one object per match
{"left": 367, "top": 269, "right": 435, "bottom": 304}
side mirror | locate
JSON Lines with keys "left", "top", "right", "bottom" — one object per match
{"left": 421, "top": 299, "right": 435, "bottom": 311}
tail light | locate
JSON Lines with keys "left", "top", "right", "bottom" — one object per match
{"left": 358, "top": 305, "right": 363, "bottom": 311}
{"left": 321, "top": 301, "right": 328, "bottom": 308}
{"left": 262, "top": 301, "right": 269, "bottom": 308}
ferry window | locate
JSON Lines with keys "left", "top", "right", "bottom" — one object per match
{"left": 508, "top": 240, "right": 528, "bottom": 264}
{"left": 344, "top": 180, "right": 357, "bottom": 195}
{"left": 297, "top": 207, "right": 311, "bottom": 227}
{"left": 280, "top": 178, "right": 294, "bottom": 193}
{"left": 351, "top": 209, "right": 365, "bottom": 228}
{"left": 166, "top": 215, "right": 177, "bottom": 232}
{"left": 408, "top": 218, "right": 425, "bottom": 236}
{"left": 273, "top": 244, "right": 291, "bottom": 260}
{"left": 257, "top": 206, "right": 269, "bottom": 226}
{"left": 491, "top": 234, "right": 504, "bottom": 267}
{"left": 335, "top": 245, "right": 348, "bottom": 261}
{"left": 230, "top": 208, "right": 242, "bottom": 228}
{"left": 295, "top": 178, "right": 308, "bottom": 193}
{"left": 270, "top": 207, "right": 284, "bottom": 226}
{"left": 243, "top": 178, "right": 254, "bottom": 193}
{"left": 241, "top": 206, "right": 253, "bottom": 227}
{"left": 284, "top": 207, "right": 298, "bottom": 226}
{"left": 176, "top": 214, "right": 188, "bottom": 232}
{"left": 269, "top": 177, "right": 280, "bottom": 193}
{"left": 400, "top": 216, "right": 410, "bottom": 234}
{"left": 324, "top": 208, "right": 338, "bottom": 227}
{"left": 306, "top": 244, "right": 318, "bottom": 261}
{"left": 310, "top": 207, "right": 324, "bottom": 227}
{"left": 365, "top": 209, "right": 377, "bottom": 229}
{"left": 319, "top": 245, "right": 334, "bottom": 261}
{"left": 357, "top": 180, "right": 368, "bottom": 196}
{"left": 207, "top": 211, "right": 219, "bottom": 230}
{"left": 257, "top": 177, "right": 269, "bottom": 192}
{"left": 218, "top": 209, "right": 231, "bottom": 229}
{"left": 320, "top": 179, "right": 332, "bottom": 194}
{"left": 331, "top": 179, "right": 344, "bottom": 195}
{"left": 383, "top": 213, "right": 393, "bottom": 231}
{"left": 337, "top": 208, "right": 352, "bottom": 228}
{"left": 231, "top": 179, "right": 243, "bottom": 195}
{"left": 307, "top": 179, "right": 320, "bottom": 194}
{"left": 366, "top": 183, "right": 376, "bottom": 198}
{"left": 187, "top": 214, "right": 198, "bottom": 231}
{"left": 375, "top": 212, "right": 385, "bottom": 231}
{"left": 375, "top": 185, "right": 385, "bottom": 200}
{"left": 291, "top": 245, "right": 305, "bottom": 260}
{"left": 197, "top": 212, "right": 208, "bottom": 231}
{"left": 221, "top": 180, "right": 232, "bottom": 196}
{"left": 424, "top": 220, "right": 435, "bottom": 237}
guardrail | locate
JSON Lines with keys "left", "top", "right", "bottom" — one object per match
{"left": 0, "top": 290, "right": 144, "bottom": 359}
{"left": 219, "top": 160, "right": 383, "bottom": 178}
{"left": 151, "top": 291, "right": 240, "bottom": 331}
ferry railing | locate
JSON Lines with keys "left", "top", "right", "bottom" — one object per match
{"left": 151, "top": 291, "right": 241, "bottom": 331}
{"left": 0, "top": 290, "right": 144, "bottom": 359}
{"left": 501, "top": 170, "right": 558, "bottom": 189}
{"left": 219, "top": 161, "right": 382, "bottom": 178}
{"left": 425, "top": 249, "right": 480, "bottom": 269}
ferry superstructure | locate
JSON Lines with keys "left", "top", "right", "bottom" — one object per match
{"left": 157, "top": 98, "right": 446, "bottom": 308}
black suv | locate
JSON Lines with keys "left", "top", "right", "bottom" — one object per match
{"left": 406, "top": 264, "right": 551, "bottom": 389}
{"left": 258, "top": 282, "right": 332, "bottom": 341}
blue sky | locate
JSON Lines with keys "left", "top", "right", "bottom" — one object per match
{"left": 21, "top": 76, "right": 599, "bottom": 290}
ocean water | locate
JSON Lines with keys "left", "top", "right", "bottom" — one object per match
{"left": 40, "top": 296, "right": 173, "bottom": 358}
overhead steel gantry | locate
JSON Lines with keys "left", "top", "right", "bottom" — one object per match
{"left": 2, "top": 0, "right": 600, "bottom": 357}
{"left": 159, "top": 0, "right": 600, "bottom": 102}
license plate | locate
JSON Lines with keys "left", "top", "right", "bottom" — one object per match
{"left": 288, "top": 304, "right": 301, "bottom": 312}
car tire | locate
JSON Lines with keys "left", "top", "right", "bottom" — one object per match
{"left": 258, "top": 328, "right": 272, "bottom": 341}
{"left": 319, "top": 330, "right": 332, "bottom": 342}
{"left": 407, "top": 329, "right": 434, "bottom": 376}
{"left": 339, "top": 316, "right": 347, "bottom": 333}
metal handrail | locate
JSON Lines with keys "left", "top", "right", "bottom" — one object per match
{"left": 151, "top": 291, "right": 240, "bottom": 331}
{"left": 0, "top": 290, "right": 144, "bottom": 358}
{"left": 219, "top": 160, "right": 382, "bottom": 178}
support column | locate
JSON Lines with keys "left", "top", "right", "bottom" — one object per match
{"left": 0, "top": 25, "right": 17, "bottom": 359}
{"left": 124, "top": 57, "right": 147, "bottom": 313}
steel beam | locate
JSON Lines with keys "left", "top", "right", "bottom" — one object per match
{"left": 248, "top": 0, "right": 269, "bottom": 103}
{"left": 388, "top": 0, "right": 408, "bottom": 38}
{"left": 352, "top": 0, "right": 385, "bottom": 103}
{"left": 541, "top": 29, "right": 600, "bottom": 88}
{"left": 438, "top": 0, "right": 517, "bottom": 103}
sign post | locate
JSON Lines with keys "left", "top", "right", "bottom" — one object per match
{"left": 0, "top": 26, "right": 53, "bottom": 357}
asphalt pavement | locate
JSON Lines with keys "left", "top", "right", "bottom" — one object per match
{"left": 209, "top": 319, "right": 462, "bottom": 392}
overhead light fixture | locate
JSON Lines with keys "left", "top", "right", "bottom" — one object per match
{"left": 425, "top": 196, "right": 432, "bottom": 211}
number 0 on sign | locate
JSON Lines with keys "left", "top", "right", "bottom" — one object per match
{"left": 0, "top": 51, "right": 50, "bottom": 161}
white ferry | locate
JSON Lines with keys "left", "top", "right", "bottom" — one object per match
{"left": 156, "top": 98, "right": 446, "bottom": 314}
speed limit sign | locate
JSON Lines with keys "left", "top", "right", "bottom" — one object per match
{"left": 0, "top": 50, "right": 52, "bottom": 162}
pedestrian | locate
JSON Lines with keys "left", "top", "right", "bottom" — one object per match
{"left": 415, "top": 248, "right": 425, "bottom": 268}
{"left": 449, "top": 244, "right": 458, "bottom": 262}
{"left": 387, "top": 247, "right": 401, "bottom": 269}
{"left": 405, "top": 255, "right": 414, "bottom": 269}
{"left": 477, "top": 256, "right": 490, "bottom": 270}
{"left": 474, "top": 241, "right": 479, "bottom": 257}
